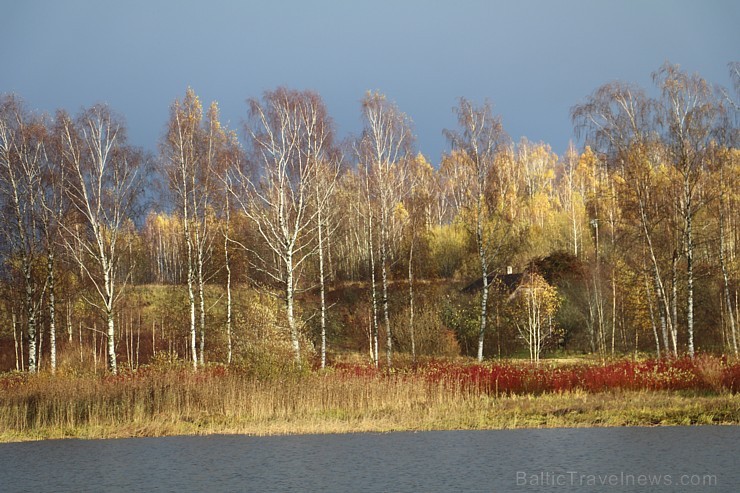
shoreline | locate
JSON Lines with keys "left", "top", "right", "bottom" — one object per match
{"left": 2, "top": 390, "right": 738, "bottom": 443}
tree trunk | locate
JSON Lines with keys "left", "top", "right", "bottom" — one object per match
{"left": 368, "top": 212, "right": 379, "bottom": 367}
{"left": 477, "top": 204, "right": 488, "bottom": 363}
{"left": 645, "top": 271, "right": 661, "bottom": 358}
{"left": 47, "top": 251, "right": 57, "bottom": 374}
{"left": 719, "top": 200, "right": 738, "bottom": 356}
{"left": 408, "top": 235, "right": 416, "bottom": 363}
{"left": 224, "top": 214, "right": 233, "bottom": 365}
{"left": 106, "top": 307, "right": 117, "bottom": 375}
{"left": 611, "top": 270, "right": 616, "bottom": 356}
{"left": 381, "top": 217, "right": 392, "bottom": 368}
{"left": 286, "top": 252, "right": 301, "bottom": 365}
{"left": 317, "top": 205, "right": 327, "bottom": 369}
{"left": 685, "top": 185, "right": 695, "bottom": 358}
{"left": 186, "top": 224, "right": 197, "bottom": 369}
{"left": 639, "top": 198, "right": 676, "bottom": 357}
{"left": 197, "top": 251, "right": 206, "bottom": 366}
{"left": 26, "top": 261, "right": 37, "bottom": 373}
{"left": 67, "top": 302, "right": 73, "bottom": 342}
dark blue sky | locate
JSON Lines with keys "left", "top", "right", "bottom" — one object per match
{"left": 2, "top": 0, "right": 738, "bottom": 164}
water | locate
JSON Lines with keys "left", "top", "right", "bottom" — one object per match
{"left": 0, "top": 427, "right": 738, "bottom": 492}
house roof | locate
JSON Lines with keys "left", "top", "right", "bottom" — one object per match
{"left": 461, "top": 272, "right": 524, "bottom": 294}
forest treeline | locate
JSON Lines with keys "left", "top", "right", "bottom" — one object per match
{"left": 1, "top": 61, "right": 738, "bottom": 374}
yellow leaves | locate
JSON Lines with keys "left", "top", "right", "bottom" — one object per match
{"left": 393, "top": 201, "right": 409, "bottom": 223}
{"left": 413, "top": 152, "right": 434, "bottom": 176}
{"left": 519, "top": 273, "right": 560, "bottom": 315}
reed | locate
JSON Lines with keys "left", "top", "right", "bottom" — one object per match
{"left": 1, "top": 357, "right": 738, "bottom": 442}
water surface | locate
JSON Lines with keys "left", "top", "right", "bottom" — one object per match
{"left": 1, "top": 427, "right": 737, "bottom": 492}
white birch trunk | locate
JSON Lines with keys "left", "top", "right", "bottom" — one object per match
{"left": 685, "top": 182, "right": 695, "bottom": 358}
{"left": 367, "top": 204, "right": 379, "bottom": 367}
{"left": 12, "top": 312, "right": 19, "bottom": 371}
{"left": 25, "top": 262, "right": 38, "bottom": 373}
{"left": 644, "top": 271, "right": 661, "bottom": 358}
{"left": 317, "top": 203, "right": 327, "bottom": 369}
{"left": 184, "top": 215, "right": 197, "bottom": 368}
{"left": 47, "top": 251, "right": 57, "bottom": 374}
{"left": 719, "top": 204, "right": 738, "bottom": 356}
{"left": 197, "top": 250, "right": 206, "bottom": 366}
{"left": 286, "top": 251, "right": 301, "bottom": 364}
{"left": 381, "top": 213, "right": 392, "bottom": 368}
{"left": 224, "top": 205, "right": 233, "bottom": 364}
{"left": 408, "top": 235, "right": 416, "bottom": 363}
{"left": 477, "top": 203, "right": 488, "bottom": 363}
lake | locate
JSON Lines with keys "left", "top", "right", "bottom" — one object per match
{"left": 1, "top": 427, "right": 738, "bottom": 492}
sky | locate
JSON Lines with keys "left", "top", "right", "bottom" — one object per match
{"left": 2, "top": 0, "right": 738, "bottom": 165}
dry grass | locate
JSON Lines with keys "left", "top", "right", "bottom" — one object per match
{"left": 1, "top": 365, "right": 738, "bottom": 442}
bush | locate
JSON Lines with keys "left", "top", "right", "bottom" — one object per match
{"left": 392, "top": 304, "right": 459, "bottom": 357}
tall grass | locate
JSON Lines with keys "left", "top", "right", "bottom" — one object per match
{"left": 1, "top": 356, "right": 738, "bottom": 442}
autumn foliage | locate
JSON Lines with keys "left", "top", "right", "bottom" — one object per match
{"left": 331, "top": 355, "right": 740, "bottom": 395}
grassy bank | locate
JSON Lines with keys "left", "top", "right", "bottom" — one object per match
{"left": 1, "top": 357, "right": 739, "bottom": 442}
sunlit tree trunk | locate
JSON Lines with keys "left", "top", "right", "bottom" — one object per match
{"left": 57, "top": 105, "right": 143, "bottom": 374}
{"left": 444, "top": 98, "right": 508, "bottom": 362}
{"left": 316, "top": 190, "right": 328, "bottom": 369}
{"left": 476, "top": 192, "right": 488, "bottom": 362}
{"left": 380, "top": 210, "right": 392, "bottom": 367}
{"left": 408, "top": 234, "right": 416, "bottom": 363}
{"left": 358, "top": 92, "right": 413, "bottom": 368}
{"left": 368, "top": 211, "right": 379, "bottom": 366}
{"left": 223, "top": 187, "right": 233, "bottom": 364}
{"left": 0, "top": 98, "right": 47, "bottom": 373}
{"left": 644, "top": 270, "right": 661, "bottom": 358}
{"left": 47, "top": 251, "right": 57, "bottom": 373}
{"left": 196, "top": 223, "right": 206, "bottom": 366}
{"left": 236, "top": 89, "right": 337, "bottom": 366}
{"left": 719, "top": 181, "right": 738, "bottom": 356}
{"left": 363, "top": 165, "right": 379, "bottom": 366}
{"left": 685, "top": 183, "right": 695, "bottom": 357}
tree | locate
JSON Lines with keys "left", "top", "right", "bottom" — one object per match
{"left": 0, "top": 95, "right": 47, "bottom": 373}
{"left": 56, "top": 104, "right": 144, "bottom": 374}
{"left": 199, "top": 100, "right": 234, "bottom": 364}
{"left": 572, "top": 81, "right": 678, "bottom": 357}
{"left": 444, "top": 98, "right": 509, "bottom": 361}
{"left": 714, "top": 64, "right": 740, "bottom": 356}
{"left": 403, "top": 153, "right": 434, "bottom": 362}
{"left": 357, "top": 91, "right": 414, "bottom": 368}
{"left": 653, "top": 62, "right": 718, "bottom": 357}
{"left": 234, "top": 88, "right": 334, "bottom": 365}
{"left": 220, "top": 163, "right": 242, "bottom": 365}
{"left": 311, "top": 140, "right": 341, "bottom": 370}
{"left": 161, "top": 88, "right": 202, "bottom": 369}
{"left": 560, "top": 142, "right": 586, "bottom": 258}
{"left": 160, "top": 89, "right": 230, "bottom": 367}
{"left": 512, "top": 272, "right": 560, "bottom": 363}
{"left": 39, "top": 113, "right": 67, "bottom": 374}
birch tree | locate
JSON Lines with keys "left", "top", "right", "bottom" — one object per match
{"left": 215, "top": 124, "right": 244, "bottom": 365}
{"left": 161, "top": 89, "right": 225, "bottom": 367}
{"left": 57, "top": 105, "right": 144, "bottom": 374}
{"left": 653, "top": 62, "right": 717, "bottom": 358}
{"left": 714, "top": 65, "right": 739, "bottom": 356}
{"left": 403, "top": 153, "right": 433, "bottom": 362}
{"left": 512, "top": 273, "right": 560, "bottom": 363}
{"left": 234, "top": 88, "right": 332, "bottom": 365}
{"left": 161, "top": 89, "right": 200, "bottom": 368}
{"left": 572, "top": 82, "right": 678, "bottom": 357}
{"left": 310, "top": 136, "right": 341, "bottom": 369}
{"left": 444, "top": 98, "right": 508, "bottom": 361}
{"left": 0, "top": 95, "right": 46, "bottom": 373}
{"left": 358, "top": 91, "right": 413, "bottom": 368}
{"left": 39, "top": 118, "right": 66, "bottom": 373}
